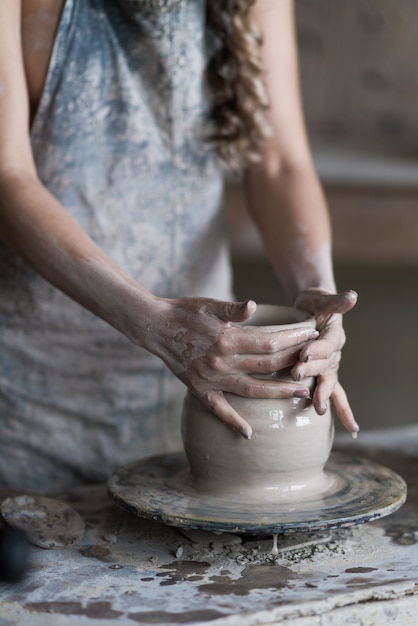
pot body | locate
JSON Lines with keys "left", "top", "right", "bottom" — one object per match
{"left": 181, "top": 305, "right": 335, "bottom": 502}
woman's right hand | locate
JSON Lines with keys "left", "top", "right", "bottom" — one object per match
{"left": 144, "top": 297, "right": 319, "bottom": 439}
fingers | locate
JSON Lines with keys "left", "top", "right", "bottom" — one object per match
{"left": 295, "top": 289, "right": 358, "bottom": 316}
{"left": 312, "top": 375, "right": 359, "bottom": 435}
{"left": 291, "top": 351, "right": 341, "bottom": 381}
{"left": 172, "top": 296, "right": 359, "bottom": 439}
{"left": 185, "top": 370, "right": 311, "bottom": 415}
{"left": 201, "top": 378, "right": 359, "bottom": 441}
{"left": 221, "top": 374, "right": 310, "bottom": 400}
{"left": 298, "top": 330, "right": 344, "bottom": 363}
{"left": 219, "top": 327, "right": 319, "bottom": 356}
{"left": 298, "top": 313, "right": 346, "bottom": 366}
{"left": 203, "top": 390, "right": 253, "bottom": 439}
{"left": 201, "top": 299, "right": 319, "bottom": 355}
{"left": 238, "top": 344, "right": 315, "bottom": 375}
{"left": 199, "top": 375, "right": 312, "bottom": 440}
{"left": 203, "top": 299, "right": 257, "bottom": 323}
{"left": 203, "top": 376, "right": 359, "bottom": 440}
{"left": 330, "top": 382, "right": 360, "bottom": 435}
{"left": 173, "top": 297, "right": 320, "bottom": 358}
{"left": 312, "top": 372, "right": 337, "bottom": 415}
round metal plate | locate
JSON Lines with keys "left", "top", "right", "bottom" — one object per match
{"left": 108, "top": 452, "right": 407, "bottom": 537}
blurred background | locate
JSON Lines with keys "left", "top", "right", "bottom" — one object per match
{"left": 226, "top": 0, "right": 418, "bottom": 432}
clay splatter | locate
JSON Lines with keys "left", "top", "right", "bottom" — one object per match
{"left": 345, "top": 567, "right": 378, "bottom": 574}
{"left": 24, "top": 601, "right": 123, "bottom": 619}
{"left": 198, "top": 563, "right": 299, "bottom": 596}
{"left": 128, "top": 609, "right": 226, "bottom": 623}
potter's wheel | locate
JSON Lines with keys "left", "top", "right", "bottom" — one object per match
{"left": 108, "top": 452, "right": 406, "bottom": 537}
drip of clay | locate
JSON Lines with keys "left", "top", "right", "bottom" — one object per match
{"left": 181, "top": 305, "right": 335, "bottom": 504}
{"left": 271, "top": 533, "right": 279, "bottom": 556}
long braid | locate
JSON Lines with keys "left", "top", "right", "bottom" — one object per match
{"left": 205, "top": 0, "right": 271, "bottom": 170}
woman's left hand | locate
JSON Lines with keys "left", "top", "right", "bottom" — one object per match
{"left": 292, "top": 288, "right": 359, "bottom": 434}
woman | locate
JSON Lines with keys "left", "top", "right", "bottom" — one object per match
{"left": 0, "top": 0, "right": 358, "bottom": 491}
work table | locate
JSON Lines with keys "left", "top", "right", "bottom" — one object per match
{"left": 0, "top": 426, "right": 417, "bottom": 626}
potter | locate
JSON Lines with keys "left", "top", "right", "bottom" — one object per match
{"left": 1, "top": 0, "right": 358, "bottom": 492}
{"left": 182, "top": 305, "right": 336, "bottom": 503}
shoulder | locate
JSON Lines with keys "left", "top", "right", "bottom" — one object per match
{"left": 20, "top": 0, "right": 66, "bottom": 118}
{"left": 21, "top": 0, "right": 66, "bottom": 19}
{"left": 0, "top": 1, "right": 34, "bottom": 171}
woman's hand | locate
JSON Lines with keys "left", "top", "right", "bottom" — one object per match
{"left": 292, "top": 289, "right": 359, "bottom": 435}
{"left": 148, "top": 298, "right": 319, "bottom": 439}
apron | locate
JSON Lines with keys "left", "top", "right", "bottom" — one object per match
{"left": 0, "top": 0, "right": 233, "bottom": 490}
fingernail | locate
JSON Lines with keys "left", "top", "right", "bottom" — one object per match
{"left": 294, "top": 370, "right": 303, "bottom": 382}
{"left": 351, "top": 423, "right": 360, "bottom": 439}
{"left": 293, "top": 389, "right": 310, "bottom": 398}
{"left": 318, "top": 404, "right": 327, "bottom": 415}
{"left": 309, "top": 330, "right": 319, "bottom": 340}
{"left": 304, "top": 354, "right": 311, "bottom": 363}
{"left": 242, "top": 427, "right": 252, "bottom": 440}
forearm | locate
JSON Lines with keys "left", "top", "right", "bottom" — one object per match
{"left": 244, "top": 160, "right": 336, "bottom": 303}
{"left": 244, "top": 1, "right": 336, "bottom": 301}
{"left": 0, "top": 168, "right": 162, "bottom": 348}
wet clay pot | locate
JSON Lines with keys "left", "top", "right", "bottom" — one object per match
{"left": 181, "top": 305, "right": 335, "bottom": 503}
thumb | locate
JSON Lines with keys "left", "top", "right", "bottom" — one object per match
{"left": 296, "top": 290, "right": 358, "bottom": 316}
{"left": 204, "top": 299, "right": 257, "bottom": 323}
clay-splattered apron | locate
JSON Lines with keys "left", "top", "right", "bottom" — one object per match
{"left": 0, "top": 0, "right": 232, "bottom": 490}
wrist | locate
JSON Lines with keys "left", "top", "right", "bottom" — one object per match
{"left": 117, "top": 288, "right": 171, "bottom": 352}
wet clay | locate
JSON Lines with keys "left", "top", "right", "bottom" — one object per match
{"left": 272, "top": 533, "right": 279, "bottom": 556}
{"left": 197, "top": 563, "right": 299, "bottom": 596}
{"left": 108, "top": 449, "right": 406, "bottom": 536}
{"left": 181, "top": 305, "right": 334, "bottom": 503}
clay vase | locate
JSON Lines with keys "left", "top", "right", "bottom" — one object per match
{"left": 181, "top": 305, "right": 335, "bottom": 503}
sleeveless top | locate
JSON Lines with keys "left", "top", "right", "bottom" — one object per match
{"left": 0, "top": 0, "right": 233, "bottom": 491}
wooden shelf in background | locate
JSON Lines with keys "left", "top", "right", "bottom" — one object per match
{"left": 225, "top": 181, "right": 418, "bottom": 265}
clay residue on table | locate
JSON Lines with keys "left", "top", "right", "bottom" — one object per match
{"left": 1, "top": 445, "right": 418, "bottom": 626}
{"left": 197, "top": 563, "right": 299, "bottom": 596}
{"left": 24, "top": 600, "right": 123, "bottom": 619}
{"left": 128, "top": 609, "right": 226, "bottom": 623}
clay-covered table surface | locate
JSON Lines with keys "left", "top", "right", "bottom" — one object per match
{"left": 1, "top": 426, "right": 418, "bottom": 626}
